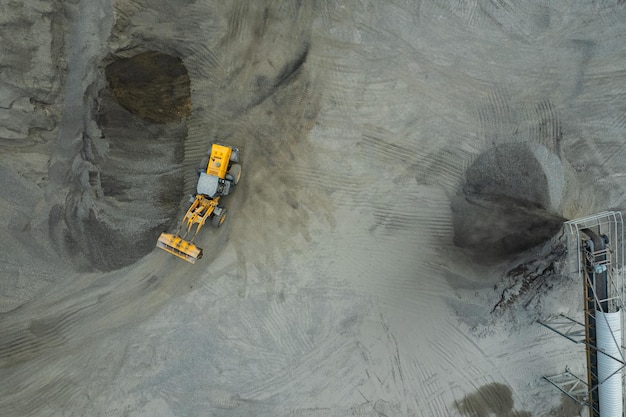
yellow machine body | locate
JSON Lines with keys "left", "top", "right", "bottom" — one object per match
{"left": 156, "top": 143, "right": 239, "bottom": 264}
{"left": 156, "top": 195, "right": 219, "bottom": 264}
{"left": 156, "top": 233, "right": 203, "bottom": 264}
{"left": 206, "top": 144, "right": 232, "bottom": 178}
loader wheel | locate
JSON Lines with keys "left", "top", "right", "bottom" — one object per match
{"left": 199, "top": 156, "right": 209, "bottom": 171}
{"left": 212, "top": 209, "right": 227, "bottom": 227}
{"left": 230, "top": 148, "right": 240, "bottom": 163}
{"left": 228, "top": 164, "right": 241, "bottom": 185}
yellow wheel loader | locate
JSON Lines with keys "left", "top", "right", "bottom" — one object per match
{"left": 156, "top": 143, "right": 241, "bottom": 263}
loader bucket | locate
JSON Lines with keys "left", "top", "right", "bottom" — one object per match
{"left": 156, "top": 232, "right": 203, "bottom": 264}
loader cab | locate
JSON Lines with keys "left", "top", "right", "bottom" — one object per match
{"left": 197, "top": 173, "right": 232, "bottom": 198}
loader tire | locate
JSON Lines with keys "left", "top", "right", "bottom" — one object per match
{"left": 230, "top": 148, "right": 240, "bottom": 163}
{"left": 200, "top": 156, "right": 209, "bottom": 171}
{"left": 212, "top": 209, "right": 227, "bottom": 227}
{"left": 198, "top": 156, "right": 209, "bottom": 176}
{"left": 228, "top": 164, "right": 241, "bottom": 185}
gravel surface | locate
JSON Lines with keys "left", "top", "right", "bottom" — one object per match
{"left": 1, "top": 1, "right": 626, "bottom": 416}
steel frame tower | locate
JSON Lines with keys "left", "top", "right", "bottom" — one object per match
{"left": 539, "top": 211, "right": 625, "bottom": 417}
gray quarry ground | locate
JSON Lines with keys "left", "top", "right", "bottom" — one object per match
{"left": 1, "top": 1, "right": 626, "bottom": 416}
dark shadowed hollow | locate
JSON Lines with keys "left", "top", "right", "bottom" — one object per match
{"left": 54, "top": 51, "right": 194, "bottom": 271}
{"left": 105, "top": 51, "right": 191, "bottom": 124}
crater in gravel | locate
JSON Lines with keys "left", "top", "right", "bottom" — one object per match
{"left": 56, "top": 51, "right": 192, "bottom": 271}
{"left": 452, "top": 142, "right": 566, "bottom": 264}
{"left": 105, "top": 51, "right": 191, "bottom": 123}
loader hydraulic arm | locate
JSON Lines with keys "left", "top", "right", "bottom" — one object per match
{"left": 155, "top": 195, "right": 220, "bottom": 264}
{"left": 183, "top": 195, "right": 219, "bottom": 237}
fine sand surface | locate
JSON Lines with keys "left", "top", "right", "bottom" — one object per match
{"left": 1, "top": 1, "right": 626, "bottom": 416}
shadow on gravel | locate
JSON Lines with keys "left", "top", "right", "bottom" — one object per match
{"left": 105, "top": 51, "right": 191, "bottom": 123}
{"left": 456, "top": 383, "right": 531, "bottom": 417}
{"left": 452, "top": 143, "right": 566, "bottom": 265}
